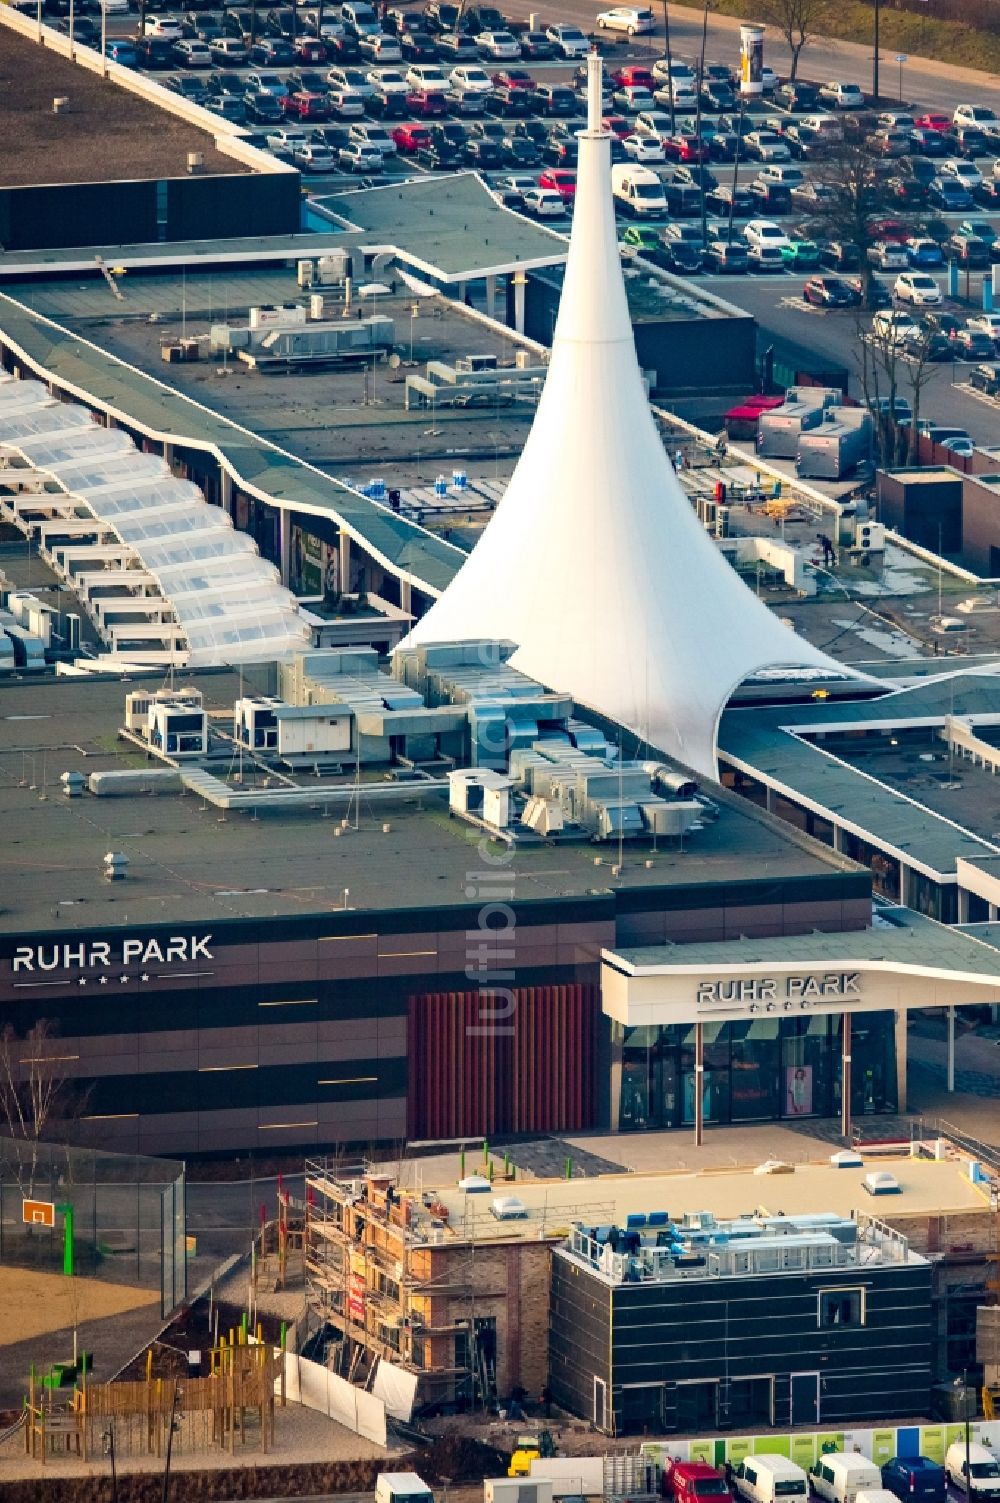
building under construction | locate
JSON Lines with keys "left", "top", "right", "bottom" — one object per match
{"left": 303, "top": 1161, "right": 558, "bottom": 1411}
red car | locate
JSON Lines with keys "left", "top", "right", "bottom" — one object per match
{"left": 283, "top": 90, "right": 331, "bottom": 120}
{"left": 296, "top": 37, "right": 327, "bottom": 63}
{"left": 611, "top": 64, "right": 654, "bottom": 90}
{"left": 406, "top": 88, "right": 447, "bottom": 116}
{"left": 539, "top": 167, "right": 576, "bottom": 202}
{"left": 603, "top": 113, "right": 630, "bottom": 139}
{"left": 491, "top": 67, "right": 535, "bottom": 90}
{"left": 663, "top": 133, "right": 708, "bottom": 163}
{"left": 391, "top": 122, "right": 432, "bottom": 151}
{"left": 867, "top": 216, "right": 909, "bottom": 242}
{"left": 663, "top": 1461, "right": 731, "bottom": 1503}
{"left": 915, "top": 111, "right": 951, "bottom": 132}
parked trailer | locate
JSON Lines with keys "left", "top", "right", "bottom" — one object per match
{"left": 757, "top": 400, "right": 827, "bottom": 458}
{"left": 795, "top": 416, "right": 871, "bottom": 480}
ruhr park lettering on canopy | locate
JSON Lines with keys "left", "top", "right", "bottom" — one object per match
{"left": 696, "top": 973, "right": 862, "bottom": 1008}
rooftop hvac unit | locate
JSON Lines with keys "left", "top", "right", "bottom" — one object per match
{"left": 249, "top": 304, "right": 308, "bottom": 331}
{"left": 317, "top": 251, "right": 351, "bottom": 285}
{"left": 855, "top": 520, "right": 885, "bottom": 552}
{"left": 455, "top": 353, "right": 498, "bottom": 373}
{"left": 310, "top": 293, "right": 340, "bottom": 321}
{"left": 521, "top": 794, "right": 564, "bottom": 836}
{"left": 514, "top": 349, "right": 534, "bottom": 370}
{"left": 298, "top": 260, "right": 316, "bottom": 289}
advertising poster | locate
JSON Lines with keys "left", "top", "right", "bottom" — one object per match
{"left": 754, "top": 1437, "right": 791, "bottom": 1459}
{"left": 791, "top": 1435, "right": 817, "bottom": 1471}
{"left": 919, "top": 1428, "right": 946, "bottom": 1464}
{"left": 818, "top": 1433, "right": 845, "bottom": 1457}
{"left": 690, "top": 1440, "right": 715, "bottom": 1465}
{"left": 727, "top": 1438, "right": 753, "bottom": 1467}
{"left": 946, "top": 1425, "right": 966, "bottom": 1451}
{"left": 786, "top": 1065, "right": 813, "bottom": 1116}
{"left": 872, "top": 1432, "right": 896, "bottom": 1465}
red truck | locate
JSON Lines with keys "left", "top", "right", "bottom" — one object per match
{"left": 662, "top": 1460, "right": 732, "bottom": 1503}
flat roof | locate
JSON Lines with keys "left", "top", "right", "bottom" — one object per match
{"left": 0, "top": 671, "right": 859, "bottom": 935}
{"left": 0, "top": 292, "right": 465, "bottom": 596}
{"left": 313, "top": 173, "right": 569, "bottom": 282}
{"left": 719, "top": 670, "right": 1000, "bottom": 879}
{"left": 609, "top": 904, "right": 1000, "bottom": 980}
{"left": 409, "top": 1156, "right": 989, "bottom": 1244}
{"left": 0, "top": 27, "right": 246, "bottom": 187}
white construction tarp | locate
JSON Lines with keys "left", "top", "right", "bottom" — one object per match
{"left": 371, "top": 1357, "right": 419, "bottom": 1421}
{"left": 280, "top": 1352, "right": 387, "bottom": 1447}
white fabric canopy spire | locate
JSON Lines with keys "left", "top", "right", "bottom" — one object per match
{"left": 404, "top": 55, "right": 847, "bottom": 778}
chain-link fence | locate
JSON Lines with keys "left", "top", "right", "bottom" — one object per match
{"left": 0, "top": 1136, "right": 186, "bottom": 1318}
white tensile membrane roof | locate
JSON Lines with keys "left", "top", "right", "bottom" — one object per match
{"left": 0, "top": 378, "right": 308, "bottom": 666}
{"left": 403, "top": 57, "right": 852, "bottom": 780}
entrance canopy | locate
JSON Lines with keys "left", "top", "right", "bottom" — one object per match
{"left": 602, "top": 907, "right": 1000, "bottom": 1028}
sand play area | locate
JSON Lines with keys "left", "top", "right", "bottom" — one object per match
{"left": 0, "top": 1266, "right": 158, "bottom": 1348}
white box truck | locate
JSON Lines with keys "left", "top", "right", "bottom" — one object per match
{"left": 378, "top": 1474, "right": 434, "bottom": 1503}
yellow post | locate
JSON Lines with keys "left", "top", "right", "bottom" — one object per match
{"left": 146, "top": 1348, "right": 153, "bottom": 1383}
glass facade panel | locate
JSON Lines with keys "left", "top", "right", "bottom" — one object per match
{"left": 615, "top": 1013, "right": 898, "bottom": 1130}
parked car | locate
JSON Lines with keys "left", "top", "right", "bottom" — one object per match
{"left": 435, "top": 31, "right": 479, "bottom": 60}
{"left": 819, "top": 81, "right": 864, "bottom": 109}
{"left": 954, "top": 329, "right": 996, "bottom": 361}
{"left": 745, "top": 130, "right": 790, "bottom": 162}
{"left": 243, "top": 88, "right": 284, "bottom": 122}
{"left": 803, "top": 275, "right": 859, "bottom": 307}
{"left": 969, "top": 363, "right": 1000, "bottom": 395}
{"left": 703, "top": 239, "right": 749, "bottom": 273}
{"left": 967, "top": 313, "right": 1000, "bottom": 347}
{"left": 478, "top": 29, "right": 520, "bottom": 59}
{"left": 928, "top": 177, "right": 973, "bottom": 211}
{"left": 284, "top": 89, "right": 331, "bottom": 120}
{"left": 521, "top": 186, "right": 565, "bottom": 217}
{"left": 520, "top": 32, "right": 555, "bottom": 59}
{"left": 906, "top": 238, "right": 944, "bottom": 269}
{"left": 945, "top": 1442, "right": 1000, "bottom": 1499}
{"left": 105, "top": 38, "right": 139, "bottom": 64}
{"left": 774, "top": 81, "right": 818, "bottom": 112}
{"left": 545, "top": 22, "right": 589, "bottom": 57}
{"left": 868, "top": 240, "right": 909, "bottom": 271}
{"left": 948, "top": 233, "right": 990, "bottom": 268}
{"left": 894, "top": 272, "right": 942, "bottom": 307}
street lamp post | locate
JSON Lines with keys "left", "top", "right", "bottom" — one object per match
{"left": 660, "top": 0, "right": 676, "bottom": 134}
{"left": 872, "top": 0, "right": 880, "bottom": 103}
{"left": 895, "top": 53, "right": 907, "bottom": 103}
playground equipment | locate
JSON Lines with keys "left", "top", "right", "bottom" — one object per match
{"left": 25, "top": 1330, "right": 285, "bottom": 1465}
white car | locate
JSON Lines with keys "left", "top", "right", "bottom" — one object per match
{"left": 760, "top": 65, "right": 777, "bottom": 92}
{"left": 940, "top": 157, "right": 983, "bottom": 191}
{"left": 404, "top": 63, "right": 451, "bottom": 92}
{"left": 872, "top": 309, "right": 917, "bottom": 345}
{"left": 966, "top": 313, "right": 1000, "bottom": 343}
{"left": 954, "top": 103, "right": 1000, "bottom": 136}
{"left": 173, "top": 39, "right": 212, "bottom": 66}
{"left": 545, "top": 23, "right": 590, "bottom": 58}
{"left": 478, "top": 29, "right": 520, "bottom": 59}
{"left": 744, "top": 218, "right": 790, "bottom": 251}
{"left": 449, "top": 64, "right": 491, "bottom": 92}
{"left": 668, "top": 84, "right": 697, "bottom": 111}
{"left": 360, "top": 33, "right": 403, "bottom": 63}
{"left": 266, "top": 128, "right": 309, "bottom": 154}
{"left": 623, "top": 133, "right": 664, "bottom": 162}
{"left": 339, "top": 141, "right": 385, "bottom": 172}
{"left": 652, "top": 57, "right": 695, "bottom": 84}
{"left": 597, "top": 5, "right": 654, "bottom": 35}
{"left": 142, "top": 15, "right": 183, "bottom": 35}
{"left": 210, "top": 36, "right": 248, "bottom": 63}
{"left": 367, "top": 67, "right": 409, "bottom": 94}
{"left": 894, "top": 272, "right": 942, "bottom": 307}
{"left": 878, "top": 111, "right": 915, "bottom": 131}
{"left": 522, "top": 187, "right": 566, "bottom": 217}
{"left": 819, "top": 80, "right": 864, "bottom": 109}
{"left": 349, "top": 122, "right": 397, "bottom": 154}
{"left": 95, "top": 0, "right": 129, "bottom": 13}
{"left": 328, "top": 88, "right": 366, "bottom": 117}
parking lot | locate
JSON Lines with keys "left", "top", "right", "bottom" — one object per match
{"left": 18, "top": 0, "right": 1000, "bottom": 443}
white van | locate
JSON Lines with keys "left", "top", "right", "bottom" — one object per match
{"left": 811, "top": 1455, "right": 882, "bottom": 1503}
{"left": 611, "top": 165, "right": 667, "bottom": 217}
{"left": 734, "top": 1455, "right": 809, "bottom": 1503}
{"left": 945, "top": 1442, "right": 1000, "bottom": 1499}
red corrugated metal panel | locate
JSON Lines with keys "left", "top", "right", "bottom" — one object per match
{"left": 408, "top": 985, "right": 596, "bottom": 1139}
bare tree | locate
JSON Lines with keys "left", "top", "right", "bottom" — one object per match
{"left": 0, "top": 1020, "right": 79, "bottom": 1197}
{"left": 856, "top": 313, "right": 942, "bottom": 469}
{"left": 764, "top": 0, "right": 825, "bottom": 80}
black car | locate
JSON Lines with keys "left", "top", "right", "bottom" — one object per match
{"left": 947, "top": 233, "right": 990, "bottom": 268}
{"left": 705, "top": 184, "right": 753, "bottom": 216}
{"left": 665, "top": 239, "right": 704, "bottom": 274}
{"left": 205, "top": 94, "right": 247, "bottom": 123}
{"left": 463, "top": 137, "right": 502, "bottom": 167}
{"left": 485, "top": 86, "right": 531, "bottom": 118}
{"left": 700, "top": 81, "right": 736, "bottom": 112}
{"left": 706, "top": 130, "right": 738, "bottom": 162}
{"left": 416, "top": 142, "right": 461, "bottom": 167}
{"left": 243, "top": 88, "right": 284, "bottom": 122}
{"left": 909, "top": 127, "right": 947, "bottom": 157}
{"left": 976, "top": 179, "right": 1000, "bottom": 207}
{"left": 748, "top": 181, "right": 791, "bottom": 214}
{"left": 774, "top": 80, "right": 818, "bottom": 112}
{"left": 921, "top": 311, "right": 963, "bottom": 338}
{"left": 165, "top": 73, "right": 211, "bottom": 101}
{"left": 367, "top": 87, "right": 409, "bottom": 117}
{"left": 55, "top": 15, "right": 99, "bottom": 42}
{"left": 209, "top": 68, "right": 245, "bottom": 95}
{"left": 673, "top": 163, "right": 718, "bottom": 191}
{"left": 514, "top": 118, "right": 548, "bottom": 145}
{"left": 287, "top": 69, "right": 328, "bottom": 93}
{"left": 249, "top": 37, "right": 295, "bottom": 64}
{"left": 850, "top": 275, "right": 891, "bottom": 309}
{"left": 400, "top": 30, "right": 438, "bottom": 60}
{"left": 703, "top": 239, "right": 749, "bottom": 272}
{"left": 887, "top": 175, "right": 927, "bottom": 207}
{"left": 535, "top": 84, "right": 576, "bottom": 116}
{"left": 902, "top": 326, "right": 953, "bottom": 362}
{"left": 821, "top": 240, "right": 862, "bottom": 271}
{"left": 784, "top": 124, "right": 827, "bottom": 160}
{"left": 384, "top": 8, "right": 424, "bottom": 34}
{"left": 541, "top": 138, "right": 578, "bottom": 167}
{"left": 326, "top": 33, "right": 361, "bottom": 62}
{"left": 955, "top": 330, "right": 997, "bottom": 361}
{"left": 970, "top": 363, "right": 1000, "bottom": 396}
{"left": 501, "top": 134, "right": 539, "bottom": 167}
{"left": 133, "top": 35, "right": 175, "bottom": 66}
{"left": 424, "top": 0, "right": 464, "bottom": 30}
